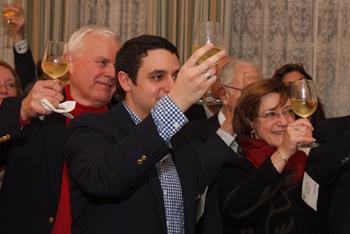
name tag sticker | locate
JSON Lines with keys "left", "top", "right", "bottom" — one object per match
{"left": 302, "top": 172, "right": 319, "bottom": 211}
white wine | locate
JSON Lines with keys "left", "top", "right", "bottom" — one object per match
{"left": 3, "top": 9, "right": 17, "bottom": 17}
{"left": 192, "top": 45, "right": 224, "bottom": 64}
{"left": 42, "top": 61, "right": 69, "bottom": 79}
{"left": 291, "top": 99, "right": 318, "bottom": 118}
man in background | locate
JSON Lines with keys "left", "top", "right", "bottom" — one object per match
{"left": 192, "top": 59, "right": 262, "bottom": 234}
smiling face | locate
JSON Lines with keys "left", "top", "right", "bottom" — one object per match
{"left": 0, "top": 65, "right": 17, "bottom": 105}
{"left": 251, "top": 92, "right": 295, "bottom": 147}
{"left": 120, "top": 49, "right": 180, "bottom": 119}
{"left": 68, "top": 32, "right": 121, "bottom": 107}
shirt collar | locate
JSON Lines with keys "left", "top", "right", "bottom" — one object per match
{"left": 122, "top": 101, "right": 142, "bottom": 125}
{"left": 218, "top": 110, "right": 226, "bottom": 125}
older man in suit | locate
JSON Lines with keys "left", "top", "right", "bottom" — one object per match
{"left": 184, "top": 59, "right": 261, "bottom": 234}
{"left": 0, "top": 25, "right": 121, "bottom": 234}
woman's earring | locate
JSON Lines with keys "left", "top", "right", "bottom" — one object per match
{"left": 250, "top": 129, "right": 256, "bottom": 138}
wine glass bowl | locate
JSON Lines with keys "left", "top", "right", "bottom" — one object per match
{"left": 3, "top": 8, "right": 17, "bottom": 23}
{"left": 192, "top": 21, "right": 225, "bottom": 105}
{"left": 290, "top": 79, "right": 319, "bottom": 148}
{"left": 41, "top": 41, "right": 69, "bottom": 80}
{"left": 2, "top": 2, "right": 19, "bottom": 48}
{"left": 290, "top": 79, "right": 318, "bottom": 118}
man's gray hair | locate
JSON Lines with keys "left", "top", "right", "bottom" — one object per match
{"left": 218, "top": 59, "right": 256, "bottom": 86}
{"left": 67, "top": 25, "right": 120, "bottom": 55}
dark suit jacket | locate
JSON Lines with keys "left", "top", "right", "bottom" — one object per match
{"left": 307, "top": 115, "right": 350, "bottom": 185}
{"left": 14, "top": 48, "right": 36, "bottom": 90}
{"left": 181, "top": 115, "right": 231, "bottom": 234}
{"left": 185, "top": 104, "right": 207, "bottom": 121}
{"left": 219, "top": 157, "right": 316, "bottom": 234}
{"left": 0, "top": 97, "right": 65, "bottom": 234}
{"left": 64, "top": 103, "right": 232, "bottom": 234}
{"left": 306, "top": 115, "right": 350, "bottom": 234}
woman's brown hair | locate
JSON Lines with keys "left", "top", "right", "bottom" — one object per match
{"left": 234, "top": 79, "right": 289, "bottom": 138}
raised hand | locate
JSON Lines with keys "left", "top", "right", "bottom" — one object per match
{"left": 168, "top": 43, "right": 226, "bottom": 112}
{"left": 20, "top": 80, "right": 64, "bottom": 121}
{"left": 278, "top": 118, "right": 315, "bottom": 159}
{"left": 2, "top": 3, "right": 25, "bottom": 42}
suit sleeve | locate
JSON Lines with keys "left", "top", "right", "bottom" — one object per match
{"left": 192, "top": 134, "right": 235, "bottom": 190}
{"left": 306, "top": 116, "right": 350, "bottom": 185}
{"left": 64, "top": 113, "right": 172, "bottom": 197}
{"left": 14, "top": 48, "right": 36, "bottom": 90}
{"left": 0, "top": 97, "right": 22, "bottom": 165}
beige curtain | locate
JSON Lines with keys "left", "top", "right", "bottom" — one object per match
{"left": 315, "top": 0, "right": 350, "bottom": 117}
{"left": 76, "top": 0, "right": 148, "bottom": 43}
{"left": 0, "top": 0, "right": 26, "bottom": 65}
{"left": 226, "top": 0, "right": 350, "bottom": 117}
{"left": 0, "top": 0, "right": 77, "bottom": 64}
{"left": 149, "top": 0, "right": 350, "bottom": 117}
{"left": 1, "top": 0, "right": 349, "bottom": 117}
{"left": 27, "top": 0, "right": 78, "bottom": 62}
{"left": 147, "top": 0, "right": 232, "bottom": 63}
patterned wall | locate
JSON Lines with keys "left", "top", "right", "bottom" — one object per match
{"left": 0, "top": 0, "right": 349, "bottom": 117}
{"left": 227, "top": 0, "right": 350, "bottom": 117}
{"left": 76, "top": 0, "right": 148, "bottom": 43}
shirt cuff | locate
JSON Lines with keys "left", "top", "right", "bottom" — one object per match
{"left": 14, "top": 39, "right": 28, "bottom": 54}
{"left": 19, "top": 116, "right": 31, "bottom": 131}
{"left": 151, "top": 95, "right": 188, "bottom": 143}
{"left": 216, "top": 128, "right": 235, "bottom": 146}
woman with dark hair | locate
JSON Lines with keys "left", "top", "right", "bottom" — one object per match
{"left": 219, "top": 79, "right": 317, "bottom": 233}
{"left": 272, "top": 63, "right": 326, "bottom": 124}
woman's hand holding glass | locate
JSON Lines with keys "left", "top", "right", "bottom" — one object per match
{"left": 290, "top": 79, "right": 319, "bottom": 148}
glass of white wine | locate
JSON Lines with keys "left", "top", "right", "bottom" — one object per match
{"left": 192, "top": 21, "right": 225, "bottom": 105}
{"left": 41, "top": 41, "right": 69, "bottom": 81}
{"left": 290, "top": 79, "right": 319, "bottom": 148}
{"left": 2, "top": 1, "right": 18, "bottom": 48}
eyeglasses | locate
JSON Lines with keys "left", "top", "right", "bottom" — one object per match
{"left": 222, "top": 84, "right": 242, "bottom": 91}
{"left": 0, "top": 81, "right": 16, "bottom": 90}
{"left": 257, "top": 108, "right": 295, "bottom": 120}
{"left": 222, "top": 72, "right": 261, "bottom": 92}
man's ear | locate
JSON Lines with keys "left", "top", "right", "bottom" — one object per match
{"left": 117, "top": 71, "right": 133, "bottom": 93}
{"left": 67, "top": 53, "right": 75, "bottom": 74}
{"left": 219, "top": 86, "right": 230, "bottom": 105}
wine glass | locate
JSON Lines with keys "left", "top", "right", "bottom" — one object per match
{"left": 192, "top": 21, "right": 225, "bottom": 105}
{"left": 290, "top": 79, "right": 319, "bottom": 148}
{"left": 2, "top": 1, "right": 18, "bottom": 48}
{"left": 41, "top": 41, "right": 69, "bottom": 81}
